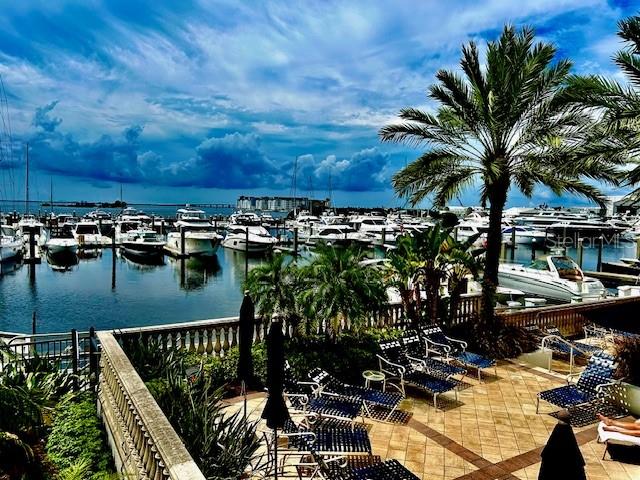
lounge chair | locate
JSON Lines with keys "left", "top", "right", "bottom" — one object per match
{"left": 282, "top": 416, "right": 372, "bottom": 455}
{"left": 399, "top": 332, "right": 467, "bottom": 380}
{"left": 537, "top": 351, "right": 618, "bottom": 414}
{"left": 540, "top": 326, "right": 602, "bottom": 374}
{"left": 308, "top": 368, "right": 404, "bottom": 422}
{"left": 350, "top": 459, "right": 420, "bottom": 480}
{"left": 420, "top": 326, "right": 497, "bottom": 381}
{"left": 284, "top": 362, "right": 363, "bottom": 425}
{"left": 377, "top": 339, "right": 459, "bottom": 408}
{"left": 597, "top": 421, "right": 640, "bottom": 460}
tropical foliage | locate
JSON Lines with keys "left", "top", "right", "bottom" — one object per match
{"left": 385, "top": 225, "right": 482, "bottom": 327}
{"left": 244, "top": 246, "right": 387, "bottom": 338}
{"left": 561, "top": 15, "right": 640, "bottom": 190}
{"left": 379, "top": 25, "right": 622, "bottom": 337}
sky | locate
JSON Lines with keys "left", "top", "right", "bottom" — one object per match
{"left": 0, "top": 0, "right": 637, "bottom": 208}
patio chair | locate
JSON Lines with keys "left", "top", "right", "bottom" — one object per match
{"left": 537, "top": 351, "right": 618, "bottom": 414}
{"left": 377, "top": 339, "right": 459, "bottom": 408}
{"left": 308, "top": 368, "right": 404, "bottom": 422}
{"left": 350, "top": 459, "right": 420, "bottom": 480}
{"left": 420, "top": 326, "right": 497, "bottom": 381}
{"left": 282, "top": 415, "right": 372, "bottom": 455}
{"left": 541, "top": 326, "right": 602, "bottom": 374}
{"left": 284, "top": 362, "right": 363, "bottom": 426}
{"left": 399, "top": 332, "right": 467, "bottom": 380}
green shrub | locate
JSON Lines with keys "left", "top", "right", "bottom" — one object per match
{"left": 46, "top": 393, "right": 114, "bottom": 479}
{"left": 614, "top": 335, "right": 640, "bottom": 386}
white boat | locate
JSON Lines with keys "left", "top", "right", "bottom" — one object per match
{"left": 45, "top": 231, "right": 79, "bottom": 256}
{"left": 121, "top": 228, "right": 165, "bottom": 259}
{"left": 501, "top": 225, "right": 550, "bottom": 245}
{"left": 73, "top": 220, "right": 103, "bottom": 248}
{"left": 350, "top": 215, "right": 399, "bottom": 245}
{"left": 0, "top": 225, "right": 23, "bottom": 262}
{"left": 498, "top": 255, "right": 606, "bottom": 302}
{"left": 114, "top": 220, "right": 142, "bottom": 244}
{"left": 119, "top": 207, "right": 152, "bottom": 224}
{"left": 306, "top": 225, "right": 370, "bottom": 247}
{"left": 85, "top": 210, "right": 114, "bottom": 235}
{"left": 454, "top": 224, "right": 486, "bottom": 245}
{"left": 222, "top": 215, "right": 278, "bottom": 253}
{"left": 18, "top": 214, "right": 45, "bottom": 246}
{"left": 165, "top": 207, "right": 222, "bottom": 257}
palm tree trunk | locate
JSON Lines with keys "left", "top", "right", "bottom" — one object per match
{"left": 482, "top": 184, "right": 508, "bottom": 324}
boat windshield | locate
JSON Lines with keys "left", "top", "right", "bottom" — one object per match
{"left": 528, "top": 259, "right": 550, "bottom": 271}
{"left": 76, "top": 224, "right": 99, "bottom": 234}
{"left": 362, "top": 219, "right": 385, "bottom": 225}
{"left": 551, "top": 256, "right": 583, "bottom": 280}
{"left": 1, "top": 226, "right": 15, "bottom": 236}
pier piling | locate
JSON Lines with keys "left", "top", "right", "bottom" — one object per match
{"left": 180, "top": 226, "right": 186, "bottom": 257}
{"left": 597, "top": 235, "right": 604, "bottom": 272}
{"left": 245, "top": 228, "right": 249, "bottom": 281}
{"left": 577, "top": 238, "right": 584, "bottom": 268}
{"left": 294, "top": 227, "right": 299, "bottom": 257}
{"left": 510, "top": 228, "right": 516, "bottom": 261}
{"left": 531, "top": 240, "right": 536, "bottom": 261}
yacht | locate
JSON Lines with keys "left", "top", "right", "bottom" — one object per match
{"left": 119, "top": 207, "right": 152, "bottom": 224}
{"left": 501, "top": 225, "right": 550, "bottom": 245}
{"left": 222, "top": 215, "right": 278, "bottom": 253}
{"left": 498, "top": 255, "right": 606, "bottom": 302}
{"left": 350, "top": 215, "right": 399, "bottom": 245}
{"left": 165, "top": 208, "right": 222, "bottom": 257}
{"left": 306, "top": 225, "right": 369, "bottom": 247}
{"left": 454, "top": 224, "right": 486, "bottom": 245}
{"left": 0, "top": 225, "right": 23, "bottom": 262}
{"left": 114, "top": 220, "right": 142, "bottom": 244}
{"left": 73, "top": 220, "right": 103, "bottom": 248}
{"left": 121, "top": 228, "right": 165, "bottom": 259}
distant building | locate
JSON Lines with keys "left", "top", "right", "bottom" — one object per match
{"left": 236, "top": 195, "right": 328, "bottom": 212}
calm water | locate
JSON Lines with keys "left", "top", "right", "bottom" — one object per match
{"left": 0, "top": 248, "right": 267, "bottom": 334}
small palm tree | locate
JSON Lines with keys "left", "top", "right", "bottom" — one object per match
{"left": 380, "top": 25, "right": 621, "bottom": 330}
{"left": 299, "top": 245, "right": 386, "bottom": 338}
{"left": 242, "top": 254, "right": 301, "bottom": 329}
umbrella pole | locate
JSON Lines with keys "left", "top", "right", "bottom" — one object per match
{"left": 274, "top": 427, "right": 278, "bottom": 480}
{"left": 241, "top": 379, "right": 247, "bottom": 421}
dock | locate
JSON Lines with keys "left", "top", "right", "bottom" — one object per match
{"left": 585, "top": 270, "right": 640, "bottom": 286}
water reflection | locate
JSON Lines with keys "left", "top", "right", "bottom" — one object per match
{"left": 119, "top": 249, "right": 165, "bottom": 268}
{"left": 167, "top": 255, "right": 222, "bottom": 291}
{"left": 46, "top": 251, "right": 79, "bottom": 272}
{"left": 77, "top": 248, "right": 103, "bottom": 261}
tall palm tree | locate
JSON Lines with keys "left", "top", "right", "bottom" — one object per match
{"left": 562, "top": 15, "right": 640, "bottom": 188}
{"left": 379, "top": 25, "right": 621, "bottom": 326}
{"left": 299, "top": 245, "right": 386, "bottom": 338}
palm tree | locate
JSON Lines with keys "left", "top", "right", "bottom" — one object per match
{"left": 561, "top": 15, "right": 640, "bottom": 188}
{"left": 385, "top": 234, "right": 423, "bottom": 327}
{"left": 299, "top": 244, "right": 386, "bottom": 338}
{"left": 379, "top": 25, "right": 621, "bottom": 328}
{"left": 243, "top": 253, "right": 301, "bottom": 329}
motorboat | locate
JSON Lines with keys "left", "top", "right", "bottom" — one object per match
{"left": 306, "top": 225, "right": 370, "bottom": 247}
{"left": 0, "top": 225, "right": 23, "bottom": 262}
{"left": 601, "top": 258, "right": 640, "bottom": 276}
{"left": 18, "top": 214, "right": 45, "bottom": 246}
{"left": 114, "top": 220, "right": 142, "bottom": 244}
{"left": 222, "top": 215, "right": 278, "bottom": 253}
{"left": 453, "top": 224, "right": 486, "bottom": 245}
{"left": 73, "top": 220, "right": 103, "bottom": 248}
{"left": 45, "top": 224, "right": 79, "bottom": 256}
{"left": 85, "top": 210, "right": 114, "bottom": 235}
{"left": 498, "top": 255, "right": 606, "bottom": 302}
{"left": 165, "top": 207, "right": 222, "bottom": 257}
{"left": 119, "top": 207, "right": 152, "bottom": 224}
{"left": 501, "top": 225, "right": 550, "bottom": 246}
{"left": 121, "top": 228, "right": 165, "bottom": 259}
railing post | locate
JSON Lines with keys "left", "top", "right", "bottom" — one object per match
{"left": 89, "top": 326, "right": 98, "bottom": 391}
{"left": 71, "top": 328, "right": 79, "bottom": 391}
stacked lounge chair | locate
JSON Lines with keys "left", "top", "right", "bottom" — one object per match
{"left": 399, "top": 332, "right": 467, "bottom": 380}
{"left": 377, "top": 339, "right": 459, "bottom": 407}
{"left": 420, "top": 326, "right": 497, "bottom": 381}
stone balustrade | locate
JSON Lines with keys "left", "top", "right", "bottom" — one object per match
{"left": 97, "top": 331, "right": 206, "bottom": 480}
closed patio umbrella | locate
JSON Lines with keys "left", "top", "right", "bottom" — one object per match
{"left": 261, "top": 315, "right": 290, "bottom": 479}
{"left": 237, "top": 291, "right": 255, "bottom": 419}
{"left": 539, "top": 410, "right": 586, "bottom": 480}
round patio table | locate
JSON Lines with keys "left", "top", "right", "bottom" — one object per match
{"left": 362, "top": 369, "right": 386, "bottom": 391}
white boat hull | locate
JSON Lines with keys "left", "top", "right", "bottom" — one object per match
{"left": 165, "top": 233, "right": 221, "bottom": 257}
{"left": 498, "top": 268, "right": 606, "bottom": 302}
{"left": 222, "top": 235, "right": 275, "bottom": 253}
{"left": 0, "top": 240, "right": 22, "bottom": 262}
{"left": 46, "top": 241, "right": 79, "bottom": 256}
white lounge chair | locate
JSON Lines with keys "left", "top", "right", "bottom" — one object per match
{"left": 598, "top": 421, "right": 640, "bottom": 460}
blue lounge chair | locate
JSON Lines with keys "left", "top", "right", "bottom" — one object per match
{"left": 308, "top": 368, "right": 404, "bottom": 422}
{"left": 284, "top": 362, "right": 363, "bottom": 425}
{"left": 540, "top": 326, "right": 603, "bottom": 374}
{"left": 399, "top": 332, "right": 467, "bottom": 380}
{"left": 537, "top": 351, "right": 618, "bottom": 413}
{"left": 420, "top": 326, "right": 496, "bottom": 381}
{"left": 350, "top": 459, "right": 420, "bottom": 480}
{"left": 282, "top": 416, "right": 372, "bottom": 455}
{"left": 377, "top": 339, "right": 459, "bottom": 408}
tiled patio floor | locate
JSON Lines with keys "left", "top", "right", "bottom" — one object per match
{"left": 230, "top": 359, "right": 640, "bottom": 479}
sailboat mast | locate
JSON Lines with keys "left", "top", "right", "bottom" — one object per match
{"left": 50, "top": 177, "right": 53, "bottom": 216}
{"left": 292, "top": 156, "right": 298, "bottom": 216}
{"left": 24, "top": 142, "right": 29, "bottom": 214}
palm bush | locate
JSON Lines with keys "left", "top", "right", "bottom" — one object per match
{"left": 380, "top": 25, "right": 621, "bottom": 354}
{"left": 299, "top": 244, "right": 386, "bottom": 338}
